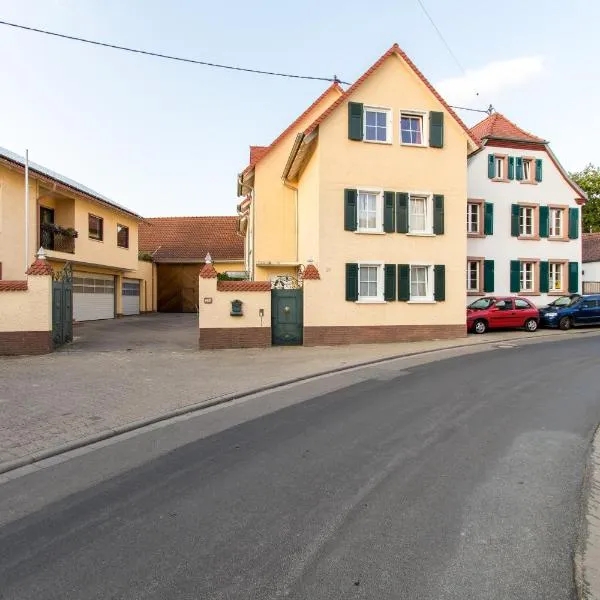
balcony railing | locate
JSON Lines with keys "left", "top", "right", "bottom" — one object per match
{"left": 40, "top": 223, "right": 78, "bottom": 254}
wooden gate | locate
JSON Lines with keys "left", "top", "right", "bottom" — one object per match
{"left": 271, "top": 288, "right": 303, "bottom": 345}
{"left": 52, "top": 264, "right": 73, "bottom": 347}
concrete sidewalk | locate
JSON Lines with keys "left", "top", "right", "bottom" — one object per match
{"left": 0, "top": 328, "right": 594, "bottom": 472}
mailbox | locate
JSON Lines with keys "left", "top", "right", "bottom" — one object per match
{"left": 230, "top": 299, "right": 243, "bottom": 316}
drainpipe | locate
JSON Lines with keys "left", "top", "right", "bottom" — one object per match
{"left": 24, "top": 149, "right": 29, "bottom": 270}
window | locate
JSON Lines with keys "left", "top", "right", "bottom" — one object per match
{"left": 549, "top": 208, "right": 564, "bottom": 238}
{"left": 400, "top": 113, "right": 423, "bottom": 145}
{"left": 519, "top": 206, "right": 534, "bottom": 237}
{"left": 495, "top": 156, "right": 505, "bottom": 179}
{"left": 410, "top": 265, "right": 433, "bottom": 300}
{"left": 466, "top": 260, "right": 481, "bottom": 293}
{"left": 409, "top": 195, "right": 431, "bottom": 233}
{"left": 88, "top": 214, "right": 103, "bottom": 241}
{"left": 467, "top": 202, "right": 480, "bottom": 234}
{"left": 549, "top": 262, "right": 563, "bottom": 292}
{"left": 357, "top": 190, "right": 382, "bottom": 232}
{"left": 523, "top": 159, "right": 532, "bottom": 182}
{"left": 495, "top": 299, "right": 511, "bottom": 310}
{"left": 117, "top": 224, "right": 129, "bottom": 248}
{"left": 520, "top": 261, "right": 535, "bottom": 292}
{"left": 514, "top": 298, "right": 531, "bottom": 309}
{"left": 358, "top": 264, "right": 383, "bottom": 301}
{"left": 364, "top": 107, "right": 390, "bottom": 143}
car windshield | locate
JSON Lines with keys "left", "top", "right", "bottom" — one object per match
{"left": 468, "top": 298, "right": 493, "bottom": 310}
{"left": 549, "top": 295, "right": 578, "bottom": 307}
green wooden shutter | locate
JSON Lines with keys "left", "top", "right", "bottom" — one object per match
{"left": 483, "top": 260, "right": 495, "bottom": 293}
{"left": 487, "top": 155, "right": 495, "bottom": 179}
{"left": 539, "top": 261, "right": 549, "bottom": 293}
{"left": 348, "top": 102, "right": 363, "bottom": 141}
{"left": 429, "top": 111, "right": 444, "bottom": 148}
{"left": 510, "top": 260, "right": 521, "bottom": 293}
{"left": 344, "top": 189, "right": 357, "bottom": 231}
{"left": 539, "top": 205, "right": 549, "bottom": 238}
{"left": 434, "top": 265, "right": 445, "bottom": 301}
{"left": 535, "top": 159, "right": 543, "bottom": 182}
{"left": 569, "top": 207, "right": 579, "bottom": 239}
{"left": 384, "top": 264, "right": 396, "bottom": 301}
{"left": 516, "top": 157, "right": 524, "bottom": 180}
{"left": 433, "top": 195, "right": 444, "bottom": 235}
{"left": 396, "top": 192, "right": 409, "bottom": 233}
{"left": 508, "top": 156, "right": 515, "bottom": 180}
{"left": 511, "top": 204, "right": 520, "bottom": 237}
{"left": 484, "top": 202, "right": 494, "bottom": 235}
{"left": 345, "top": 263, "right": 358, "bottom": 301}
{"left": 398, "top": 264, "right": 410, "bottom": 301}
{"left": 383, "top": 191, "right": 395, "bottom": 233}
{"left": 569, "top": 262, "right": 579, "bottom": 293}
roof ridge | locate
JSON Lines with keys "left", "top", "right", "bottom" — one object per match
{"left": 470, "top": 112, "right": 545, "bottom": 143}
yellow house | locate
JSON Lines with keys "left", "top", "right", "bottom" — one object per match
{"left": 236, "top": 44, "right": 479, "bottom": 346}
{"left": 0, "top": 147, "right": 147, "bottom": 320}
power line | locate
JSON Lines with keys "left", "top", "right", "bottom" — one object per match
{"left": 0, "top": 18, "right": 492, "bottom": 114}
{"left": 0, "top": 19, "right": 348, "bottom": 84}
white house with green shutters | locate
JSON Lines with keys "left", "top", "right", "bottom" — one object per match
{"left": 466, "top": 112, "right": 586, "bottom": 306}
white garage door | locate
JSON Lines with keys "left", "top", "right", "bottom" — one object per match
{"left": 73, "top": 272, "right": 115, "bottom": 321}
{"left": 122, "top": 279, "right": 140, "bottom": 316}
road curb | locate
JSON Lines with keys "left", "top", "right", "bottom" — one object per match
{"left": 575, "top": 424, "right": 600, "bottom": 599}
{"left": 0, "top": 329, "right": 596, "bottom": 476}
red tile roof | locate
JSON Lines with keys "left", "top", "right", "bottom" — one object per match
{"left": 244, "top": 81, "right": 343, "bottom": 173}
{"left": 0, "top": 280, "right": 28, "bottom": 291}
{"left": 304, "top": 44, "right": 479, "bottom": 148}
{"left": 302, "top": 264, "right": 320, "bottom": 280}
{"left": 217, "top": 280, "right": 271, "bottom": 292}
{"left": 26, "top": 259, "right": 54, "bottom": 276}
{"left": 583, "top": 233, "right": 600, "bottom": 263}
{"left": 139, "top": 217, "right": 244, "bottom": 262}
{"left": 199, "top": 263, "right": 218, "bottom": 278}
{"left": 470, "top": 113, "right": 546, "bottom": 144}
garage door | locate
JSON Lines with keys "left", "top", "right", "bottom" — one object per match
{"left": 73, "top": 272, "right": 115, "bottom": 321}
{"left": 122, "top": 279, "right": 140, "bottom": 316}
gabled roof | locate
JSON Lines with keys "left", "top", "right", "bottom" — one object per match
{"left": 303, "top": 44, "right": 479, "bottom": 150}
{"left": 583, "top": 233, "right": 600, "bottom": 263}
{"left": 243, "top": 81, "right": 343, "bottom": 174}
{"left": 139, "top": 216, "right": 244, "bottom": 263}
{"left": 0, "top": 146, "right": 142, "bottom": 219}
{"left": 470, "top": 113, "right": 546, "bottom": 145}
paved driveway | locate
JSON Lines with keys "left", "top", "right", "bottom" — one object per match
{"left": 65, "top": 313, "right": 199, "bottom": 352}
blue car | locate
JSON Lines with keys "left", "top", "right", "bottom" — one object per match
{"left": 539, "top": 294, "right": 600, "bottom": 330}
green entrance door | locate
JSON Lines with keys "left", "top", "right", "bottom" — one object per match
{"left": 271, "top": 289, "right": 303, "bottom": 345}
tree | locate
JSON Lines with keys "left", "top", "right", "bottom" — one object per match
{"left": 570, "top": 164, "right": 600, "bottom": 233}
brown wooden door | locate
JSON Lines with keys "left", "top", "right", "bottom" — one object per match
{"left": 156, "top": 264, "right": 200, "bottom": 312}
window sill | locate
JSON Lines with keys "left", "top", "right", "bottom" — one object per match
{"left": 517, "top": 235, "right": 540, "bottom": 241}
{"left": 548, "top": 237, "right": 569, "bottom": 242}
{"left": 363, "top": 139, "right": 392, "bottom": 145}
{"left": 467, "top": 232, "right": 486, "bottom": 238}
{"left": 518, "top": 291, "right": 540, "bottom": 296}
{"left": 406, "top": 232, "right": 435, "bottom": 237}
{"left": 548, "top": 290, "right": 567, "bottom": 296}
{"left": 355, "top": 299, "right": 387, "bottom": 304}
{"left": 89, "top": 237, "right": 104, "bottom": 243}
{"left": 519, "top": 180, "right": 538, "bottom": 185}
{"left": 492, "top": 178, "right": 510, "bottom": 183}
{"left": 354, "top": 230, "right": 385, "bottom": 235}
{"left": 467, "top": 291, "right": 483, "bottom": 296}
{"left": 407, "top": 299, "right": 436, "bottom": 304}
{"left": 400, "top": 142, "right": 427, "bottom": 148}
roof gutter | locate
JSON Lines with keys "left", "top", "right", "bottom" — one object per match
{"left": 282, "top": 133, "right": 304, "bottom": 181}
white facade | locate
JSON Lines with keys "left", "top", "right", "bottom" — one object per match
{"left": 583, "top": 262, "right": 600, "bottom": 282}
{"left": 467, "top": 144, "right": 583, "bottom": 306}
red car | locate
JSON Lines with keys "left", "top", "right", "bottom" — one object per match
{"left": 467, "top": 296, "right": 540, "bottom": 334}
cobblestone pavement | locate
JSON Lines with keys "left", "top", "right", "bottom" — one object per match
{"left": 0, "top": 314, "right": 592, "bottom": 467}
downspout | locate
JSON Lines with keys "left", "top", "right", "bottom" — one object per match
{"left": 24, "top": 149, "right": 29, "bottom": 270}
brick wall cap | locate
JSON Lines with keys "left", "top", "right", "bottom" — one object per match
{"left": 199, "top": 262, "right": 218, "bottom": 278}
{"left": 302, "top": 264, "right": 321, "bottom": 280}
{"left": 0, "top": 280, "right": 28, "bottom": 291}
{"left": 217, "top": 280, "right": 271, "bottom": 292}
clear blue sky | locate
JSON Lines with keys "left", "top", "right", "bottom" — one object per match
{"left": 0, "top": 0, "right": 597, "bottom": 216}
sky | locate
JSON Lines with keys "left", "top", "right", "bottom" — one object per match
{"left": 0, "top": 0, "right": 598, "bottom": 217}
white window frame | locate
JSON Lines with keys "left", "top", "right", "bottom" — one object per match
{"left": 520, "top": 261, "right": 535, "bottom": 293}
{"left": 466, "top": 260, "right": 480, "bottom": 292}
{"left": 363, "top": 106, "right": 392, "bottom": 144}
{"left": 467, "top": 202, "right": 480, "bottom": 234}
{"left": 357, "top": 262, "right": 385, "bottom": 303}
{"left": 399, "top": 110, "right": 427, "bottom": 146}
{"left": 356, "top": 188, "right": 384, "bottom": 234}
{"left": 495, "top": 156, "right": 504, "bottom": 179}
{"left": 549, "top": 262, "right": 563, "bottom": 292}
{"left": 549, "top": 208, "right": 564, "bottom": 238}
{"left": 519, "top": 206, "right": 534, "bottom": 237}
{"left": 409, "top": 264, "right": 435, "bottom": 303}
{"left": 408, "top": 192, "right": 434, "bottom": 235}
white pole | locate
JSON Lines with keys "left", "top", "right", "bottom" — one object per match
{"left": 24, "top": 149, "right": 29, "bottom": 270}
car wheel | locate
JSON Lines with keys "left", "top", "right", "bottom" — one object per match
{"left": 559, "top": 316, "right": 572, "bottom": 331}
{"left": 525, "top": 318, "right": 538, "bottom": 332}
{"left": 473, "top": 319, "right": 487, "bottom": 334}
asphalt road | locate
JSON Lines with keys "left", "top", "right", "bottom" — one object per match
{"left": 1, "top": 336, "right": 600, "bottom": 599}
